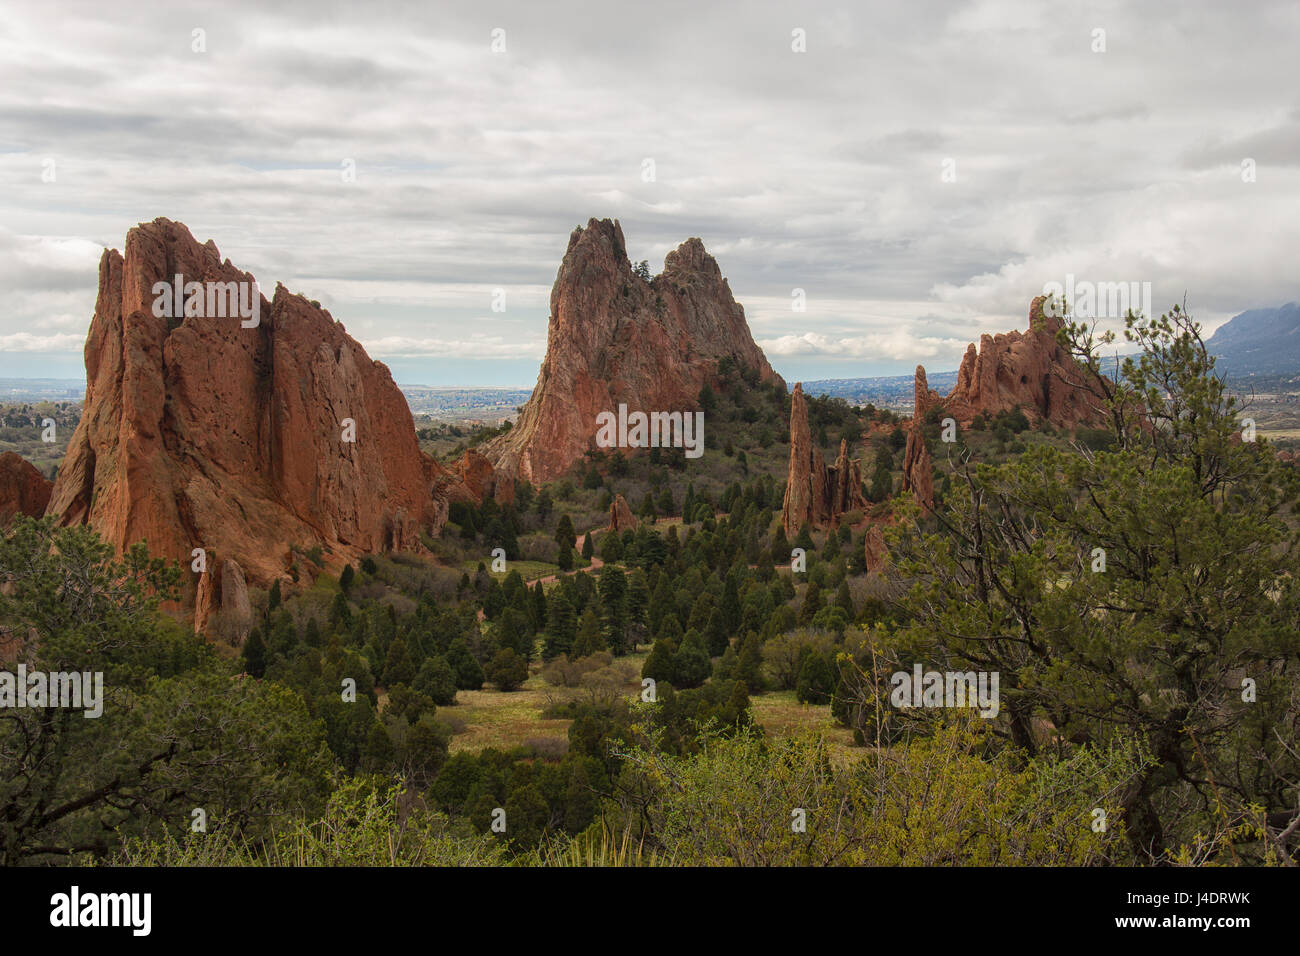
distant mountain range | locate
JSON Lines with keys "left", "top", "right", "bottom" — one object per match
{"left": 1205, "top": 303, "right": 1300, "bottom": 378}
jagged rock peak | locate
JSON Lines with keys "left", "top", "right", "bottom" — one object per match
{"left": 44, "top": 217, "right": 488, "bottom": 631}
{"left": 484, "top": 219, "right": 784, "bottom": 485}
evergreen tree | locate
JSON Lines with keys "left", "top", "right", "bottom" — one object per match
{"left": 626, "top": 568, "right": 650, "bottom": 649}
{"left": 672, "top": 630, "right": 712, "bottom": 688}
{"left": 382, "top": 635, "right": 415, "bottom": 686}
{"left": 329, "top": 591, "right": 352, "bottom": 628}
{"left": 642, "top": 638, "right": 676, "bottom": 685}
{"left": 543, "top": 590, "right": 578, "bottom": 660}
{"left": 555, "top": 513, "right": 576, "bottom": 550}
{"left": 705, "top": 608, "right": 730, "bottom": 657}
{"left": 535, "top": 488, "right": 553, "bottom": 520}
{"left": 572, "top": 607, "right": 608, "bottom": 657}
{"left": 795, "top": 651, "right": 835, "bottom": 704}
{"left": 598, "top": 566, "right": 629, "bottom": 653}
{"left": 834, "top": 580, "right": 854, "bottom": 616}
{"left": 599, "top": 530, "right": 622, "bottom": 562}
{"left": 446, "top": 638, "right": 485, "bottom": 690}
{"left": 738, "top": 632, "right": 764, "bottom": 691}
{"left": 797, "top": 580, "right": 823, "bottom": 626}
{"left": 241, "top": 627, "right": 267, "bottom": 678}
{"left": 656, "top": 487, "right": 675, "bottom": 516}
{"left": 413, "top": 655, "right": 458, "bottom": 706}
{"left": 485, "top": 648, "right": 529, "bottom": 692}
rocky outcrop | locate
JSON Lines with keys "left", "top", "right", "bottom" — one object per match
{"left": 195, "top": 558, "right": 253, "bottom": 644}
{"left": 863, "top": 524, "right": 886, "bottom": 573}
{"left": 45, "top": 218, "right": 483, "bottom": 628}
{"left": 927, "top": 296, "right": 1108, "bottom": 428}
{"left": 450, "top": 449, "right": 512, "bottom": 505}
{"left": 608, "top": 493, "right": 637, "bottom": 532}
{"left": 0, "top": 453, "right": 52, "bottom": 524}
{"left": 781, "top": 383, "right": 867, "bottom": 535}
{"left": 901, "top": 424, "right": 935, "bottom": 513}
{"left": 901, "top": 369, "right": 935, "bottom": 513}
{"left": 483, "top": 219, "right": 784, "bottom": 485}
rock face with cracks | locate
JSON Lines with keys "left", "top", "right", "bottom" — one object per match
{"left": 45, "top": 218, "right": 485, "bottom": 630}
{"left": 483, "top": 218, "right": 783, "bottom": 485}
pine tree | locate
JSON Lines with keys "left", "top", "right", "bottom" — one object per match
{"left": 642, "top": 638, "right": 675, "bottom": 685}
{"left": 798, "top": 580, "right": 823, "bottom": 626}
{"left": 382, "top": 635, "right": 415, "bottom": 686}
{"left": 241, "top": 627, "right": 267, "bottom": 678}
{"left": 672, "top": 630, "right": 712, "bottom": 688}
{"left": 447, "top": 638, "right": 485, "bottom": 690}
{"left": 555, "top": 513, "right": 577, "bottom": 550}
{"left": 572, "top": 607, "right": 608, "bottom": 658}
{"left": 656, "top": 487, "right": 675, "bottom": 516}
{"left": 543, "top": 590, "right": 578, "bottom": 660}
{"left": 413, "top": 655, "right": 458, "bottom": 706}
{"left": 626, "top": 568, "right": 650, "bottom": 649}
{"left": 485, "top": 648, "right": 529, "bottom": 692}
{"left": 834, "top": 580, "right": 854, "bottom": 616}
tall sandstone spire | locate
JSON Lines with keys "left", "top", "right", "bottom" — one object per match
{"left": 45, "top": 218, "right": 480, "bottom": 629}
{"left": 483, "top": 219, "right": 784, "bottom": 485}
{"left": 901, "top": 366, "right": 935, "bottom": 513}
{"left": 781, "top": 383, "right": 867, "bottom": 535}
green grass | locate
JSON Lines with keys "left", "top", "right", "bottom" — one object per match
{"left": 749, "top": 690, "right": 858, "bottom": 759}
{"left": 461, "top": 559, "right": 561, "bottom": 582}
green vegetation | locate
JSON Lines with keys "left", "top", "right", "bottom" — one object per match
{"left": 3, "top": 320, "right": 1298, "bottom": 866}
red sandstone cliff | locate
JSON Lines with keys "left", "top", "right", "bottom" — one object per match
{"left": 0, "top": 453, "right": 53, "bottom": 524}
{"left": 483, "top": 219, "right": 784, "bottom": 484}
{"left": 45, "top": 218, "right": 481, "bottom": 628}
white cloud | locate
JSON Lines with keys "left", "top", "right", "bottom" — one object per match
{"left": 360, "top": 335, "right": 545, "bottom": 360}
{"left": 0, "top": 332, "right": 87, "bottom": 352}
{"left": 0, "top": 0, "right": 1296, "bottom": 383}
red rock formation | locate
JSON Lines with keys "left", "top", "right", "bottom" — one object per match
{"left": 863, "top": 524, "right": 886, "bottom": 573}
{"left": 194, "top": 558, "right": 253, "bottom": 643}
{"left": 45, "top": 218, "right": 482, "bottom": 627}
{"left": 901, "top": 425, "right": 935, "bottom": 514}
{"left": 929, "top": 296, "right": 1109, "bottom": 428}
{"left": 450, "top": 449, "right": 512, "bottom": 505}
{"left": 608, "top": 493, "right": 637, "bottom": 532}
{"left": 912, "top": 365, "right": 944, "bottom": 421}
{"left": 781, "top": 383, "right": 868, "bottom": 535}
{"left": 483, "top": 219, "right": 783, "bottom": 484}
{"left": 901, "top": 368, "right": 936, "bottom": 513}
{"left": 0, "top": 453, "right": 52, "bottom": 524}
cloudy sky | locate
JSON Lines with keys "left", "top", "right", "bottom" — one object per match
{"left": 2, "top": 0, "right": 1297, "bottom": 386}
